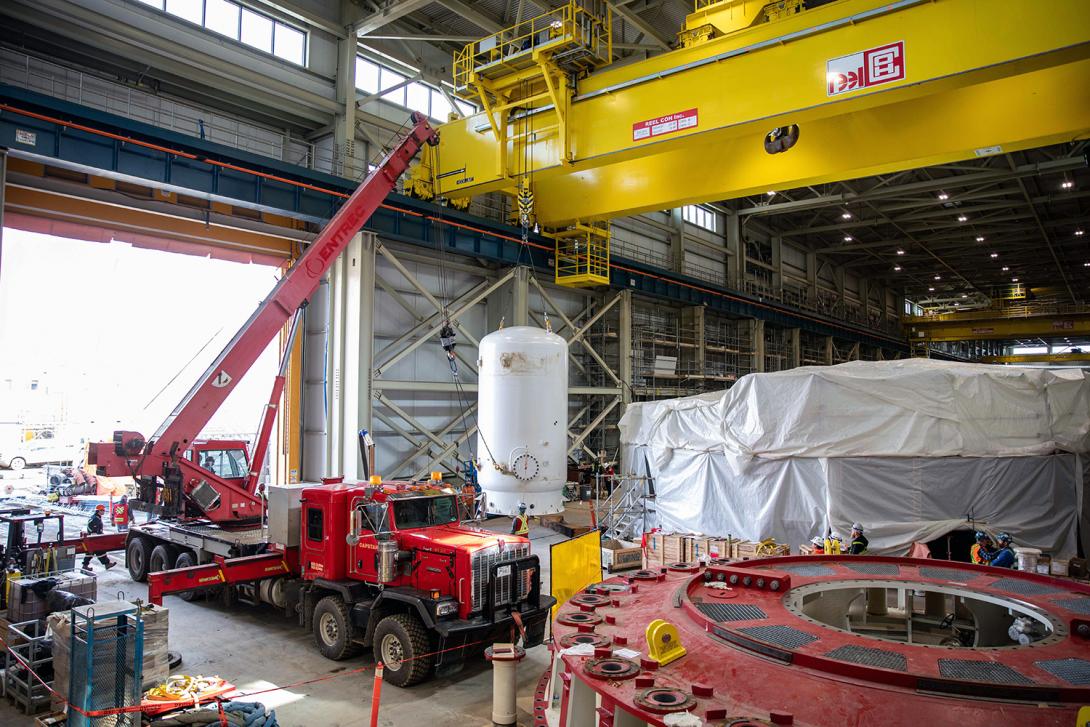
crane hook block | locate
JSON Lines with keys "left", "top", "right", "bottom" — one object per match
{"left": 645, "top": 618, "right": 686, "bottom": 666}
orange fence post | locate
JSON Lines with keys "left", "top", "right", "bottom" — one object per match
{"left": 369, "top": 662, "right": 384, "bottom": 727}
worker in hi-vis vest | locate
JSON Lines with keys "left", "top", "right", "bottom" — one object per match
{"left": 511, "top": 502, "right": 530, "bottom": 536}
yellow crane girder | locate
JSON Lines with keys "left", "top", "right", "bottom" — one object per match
{"left": 905, "top": 311, "right": 1090, "bottom": 342}
{"left": 981, "top": 352, "right": 1090, "bottom": 365}
{"left": 412, "top": 0, "right": 1090, "bottom": 226}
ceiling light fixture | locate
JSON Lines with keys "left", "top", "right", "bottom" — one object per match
{"left": 766, "top": 190, "right": 776, "bottom": 197}
{"left": 961, "top": 293, "right": 968, "bottom": 298}
{"left": 1076, "top": 229, "right": 1085, "bottom": 237}
{"left": 1012, "top": 277, "right": 1019, "bottom": 282}
{"left": 990, "top": 252, "right": 998, "bottom": 258}
{"left": 893, "top": 265, "right": 902, "bottom": 271}
{"left": 896, "top": 249, "right": 905, "bottom": 255}
{"left": 841, "top": 211, "right": 852, "bottom": 219}
{"left": 843, "top": 235, "right": 853, "bottom": 242}
{"left": 934, "top": 275, "right": 941, "bottom": 280}
{"left": 976, "top": 236, "right": 985, "bottom": 242}
{"left": 1061, "top": 180, "right": 1074, "bottom": 190}
{"left": 957, "top": 215, "right": 968, "bottom": 222}
{"left": 928, "top": 286, "right": 935, "bottom": 292}
{"left": 1002, "top": 266, "right": 1009, "bottom": 271}
{"left": 937, "top": 192, "right": 949, "bottom": 201}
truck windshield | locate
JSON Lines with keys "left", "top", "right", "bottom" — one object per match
{"left": 391, "top": 496, "right": 458, "bottom": 529}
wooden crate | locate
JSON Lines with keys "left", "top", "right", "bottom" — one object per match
{"left": 645, "top": 533, "right": 665, "bottom": 561}
{"left": 661, "top": 534, "right": 686, "bottom": 563}
{"left": 705, "top": 538, "right": 732, "bottom": 560}
{"left": 602, "top": 540, "right": 643, "bottom": 573}
{"left": 734, "top": 540, "right": 790, "bottom": 559}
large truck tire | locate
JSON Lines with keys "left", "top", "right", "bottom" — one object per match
{"left": 148, "top": 544, "right": 176, "bottom": 575}
{"left": 126, "top": 536, "right": 151, "bottom": 582}
{"left": 173, "top": 551, "right": 200, "bottom": 601}
{"left": 372, "top": 613, "right": 433, "bottom": 687}
{"left": 313, "top": 595, "right": 361, "bottom": 661}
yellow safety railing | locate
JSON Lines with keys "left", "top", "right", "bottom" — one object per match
{"left": 553, "top": 223, "right": 610, "bottom": 287}
{"left": 453, "top": 1, "right": 611, "bottom": 91}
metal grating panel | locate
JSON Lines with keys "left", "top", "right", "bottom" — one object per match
{"left": 825, "top": 645, "right": 907, "bottom": 672}
{"left": 843, "top": 563, "right": 900, "bottom": 576}
{"left": 695, "top": 602, "right": 767, "bottom": 622}
{"left": 1055, "top": 597, "right": 1090, "bottom": 615}
{"left": 738, "top": 625, "right": 818, "bottom": 650}
{"left": 1035, "top": 658, "right": 1090, "bottom": 685}
{"left": 938, "top": 659, "right": 1034, "bottom": 685}
{"left": 988, "top": 577, "right": 1063, "bottom": 596}
{"left": 470, "top": 544, "right": 530, "bottom": 612}
{"left": 773, "top": 564, "right": 835, "bottom": 577}
{"left": 919, "top": 566, "right": 974, "bottom": 581}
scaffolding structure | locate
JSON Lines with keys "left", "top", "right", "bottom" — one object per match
{"left": 763, "top": 326, "right": 790, "bottom": 372}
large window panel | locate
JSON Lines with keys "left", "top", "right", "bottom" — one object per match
{"left": 380, "top": 67, "right": 407, "bottom": 105}
{"left": 430, "top": 89, "right": 452, "bottom": 121}
{"left": 205, "top": 0, "right": 240, "bottom": 38}
{"left": 240, "top": 7, "right": 273, "bottom": 53}
{"left": 406, "top": 82, "right": 430, "bottom": 115}
{"left": 165, "top": 0, "right": 203, "bottom": 24}
{"left": 356, "top": 57, "right": 380, "bottom": 94}
{"left": 274, "top": 22, "right": 305, "bottom": 65}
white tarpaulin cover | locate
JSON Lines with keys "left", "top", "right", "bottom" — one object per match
{"left": 620, "top": 360, "right": 1090, "bottom": 557}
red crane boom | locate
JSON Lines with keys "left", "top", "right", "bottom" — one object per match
{"left": 90, "top": 113, "right": 439, "bottom": 523}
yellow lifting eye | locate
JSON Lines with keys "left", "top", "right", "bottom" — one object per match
{"left": 645, "top": 618, "right": 687, "bottom": 666}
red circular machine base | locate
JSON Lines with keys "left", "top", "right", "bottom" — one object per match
{"left": 542, "top": 555, "right": 1090, "bottom": 726}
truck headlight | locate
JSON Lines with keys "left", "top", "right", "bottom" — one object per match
{"left": 436, "top": 600, "right": 458, "bottom": 618}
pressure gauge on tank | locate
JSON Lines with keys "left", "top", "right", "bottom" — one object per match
{"left": 511, "top": 453, "right": 540, "bottom": 481}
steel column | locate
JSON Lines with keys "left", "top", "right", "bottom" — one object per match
{"left": 301, "top": 276, "right": 329, "bottom": 481}
{"left": 326, "top": 232, "right": 376, "bottom": 479}
{"left": 618, "top": 290, "right": 633, "bottom": 409}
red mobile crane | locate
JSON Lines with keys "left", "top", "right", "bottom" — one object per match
{"left": 87, "top": 113, "right": 554, "bottom": 686}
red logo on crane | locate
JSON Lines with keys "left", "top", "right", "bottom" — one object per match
{"left": 827, "top": 41, "right": 905, "bottom": 96}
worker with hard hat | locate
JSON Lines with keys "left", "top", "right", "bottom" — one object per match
{"left": 823, "top": 531, "right": 843, "bottom": 555}
{"left": 847, "top": 523, "right": 868, "bottom": 555}
{"left": 810, "top": 535, "right": 826, "bottom": 555}
{"left": 511, "top": 502, "right": 530, "bottom": 536}
{"left": 970, "top": 531, "right": 994, "bottom": 565}
{"left": 986, "top": 532, "right": 1015, "bottom": 568}
{"left": 81, "top": 504, "right": 117, "bottom": 573}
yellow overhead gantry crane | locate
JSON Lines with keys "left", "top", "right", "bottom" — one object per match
{"left": 406, "top": 0, "right": 1090, "bottom": 287}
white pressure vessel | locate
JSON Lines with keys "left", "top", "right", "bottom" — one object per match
{"left": 476, "top": 326, "right": 568, "bottom": 516}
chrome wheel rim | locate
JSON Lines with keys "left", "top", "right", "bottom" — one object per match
{"left": 319, "top": 612, "right": 338, "bottom": 646}
{"left": 381, "top": 633, "right": 404, "bottom": 670}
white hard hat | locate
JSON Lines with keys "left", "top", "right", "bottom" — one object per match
{"left": 517, "top": 502, "right": 527, "bottom": 511}
{"left": 831, "top": 533, "right": 843, "bottom": 542}
{"left": 851, "top": 523, "right": 864, "bottom": 533}
{"left": 810, "top": 536, "right": 824, "bottom": 547}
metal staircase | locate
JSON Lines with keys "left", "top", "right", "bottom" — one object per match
{"left": 597, "top": 475, "right": 653, "bottom": 542}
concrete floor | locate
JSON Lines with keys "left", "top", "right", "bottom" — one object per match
{"left": 0, "top": 478, "right": 571, "bottom": 727}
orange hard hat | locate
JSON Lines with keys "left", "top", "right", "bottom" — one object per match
{"left": 95, "top": 504, "right": 106, "bottom": 511}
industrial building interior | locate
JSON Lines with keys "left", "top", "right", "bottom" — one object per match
{"left": 0, "top": 0, "right": 1088, "bottom": 725}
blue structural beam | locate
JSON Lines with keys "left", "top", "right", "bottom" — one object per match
{"left": 0, "top": 83, "right": 907, "bottom": 350}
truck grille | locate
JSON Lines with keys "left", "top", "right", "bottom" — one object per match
{"left": 470, "top": 544, "right": 531, "bottom": 612}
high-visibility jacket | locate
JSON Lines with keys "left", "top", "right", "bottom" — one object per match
{"left": 970, "top": 543, "right": 990, "bottom": 565}
{"left": 512, "top": 514, "right": 529, "bottom": 536}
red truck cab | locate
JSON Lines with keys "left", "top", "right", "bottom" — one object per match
{"left": 295, "top": 480, "right": 552, "bottom": 685}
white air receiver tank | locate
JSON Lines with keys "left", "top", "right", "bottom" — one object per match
{"left": 477, "top": 326, "right": 568, "bottom": 516}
